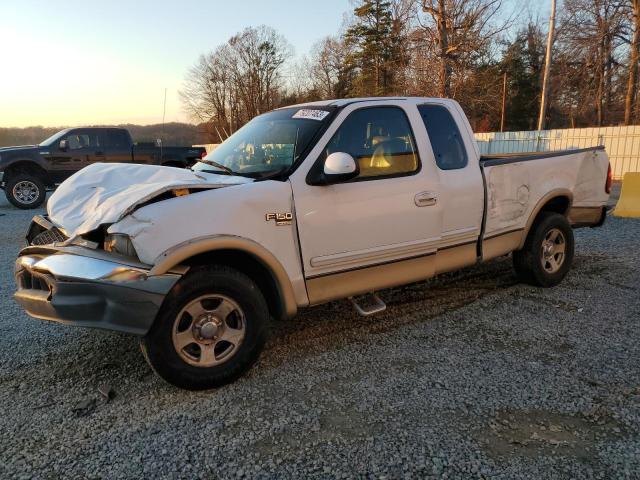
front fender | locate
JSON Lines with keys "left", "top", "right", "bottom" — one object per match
{"left": 0, "top": 155, "right": 49, "bottom": 175}
{"left": 149, "top": 234, "right": 298, "bottom": 318}
{"left": 108, "top": 180, "right": 309, "bottom": 310}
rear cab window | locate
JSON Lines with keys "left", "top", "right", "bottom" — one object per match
{"left": 106, "top": 130, "right": 131, "bottom": 149}
{"left": 418, "top": 105, "right": 468, "bottom": 170}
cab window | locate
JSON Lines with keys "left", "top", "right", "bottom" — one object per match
{"left": 418, "top": 104, "right": 468, "bottom": 170}
{"left": 107, "top": 130, "right": 130, "bottom": 149}
{"left": 66, "top": 131, "right": 100, "bottom": 150}
{"left": 325, "top": 107, "right": 419, "bottom": 179}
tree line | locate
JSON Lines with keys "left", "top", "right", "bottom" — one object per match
{"left": 181, "top": 0, "right": 640, "bottom": 139}
{"left": 0, "top": 123, "right": 207, "bottom": 148}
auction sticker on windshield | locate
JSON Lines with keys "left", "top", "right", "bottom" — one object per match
{"left": 292, "top": 109, "right": 330, "bottom": 121}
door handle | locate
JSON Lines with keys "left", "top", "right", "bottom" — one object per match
{"left": 95, "top": 151, "right": 105, "bottom": 156}
{"left": 414, "top": 191, "right": 437, "bottom": 207}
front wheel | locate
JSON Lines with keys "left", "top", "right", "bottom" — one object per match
{"left": 5, "top": 173, "right": 46, "bottom": 209}
{"left": 513, "top": 212, "right": 575, "bottom": 287}
{"left": 141, "top": 265, "right": 268, "bottom": 390}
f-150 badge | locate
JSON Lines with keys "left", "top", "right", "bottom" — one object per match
{"left": 265, "top": 212, "right": 293, "bottom": 226}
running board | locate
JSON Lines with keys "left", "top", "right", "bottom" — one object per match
{"left": 349, "top": 293, "right": 386, "bottom": 317}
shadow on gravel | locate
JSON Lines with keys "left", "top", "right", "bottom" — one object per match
{"left": 7, "top": 246, "right": 628, "bottom": 395}
{"left": 4, "top": 255, "right": 521, "bottom": 394}
{"left": 263, "top": 258, "right": 519, "bottom": 366}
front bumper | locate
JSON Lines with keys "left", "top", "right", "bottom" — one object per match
{"left": 14, "top": 245, "right": 182, "bottom": 335}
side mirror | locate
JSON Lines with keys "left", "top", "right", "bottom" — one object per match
{"left": 309, "top": 152, "right": 359, "bottom": 185}
{"left": 59, "top": 139, "right": 68, "bottom": 151}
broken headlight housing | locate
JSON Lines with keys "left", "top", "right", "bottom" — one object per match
{"left": 104, "top": 234, "right": 137, "bottom": 258}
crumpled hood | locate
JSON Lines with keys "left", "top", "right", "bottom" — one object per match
{"left": 48, "top": 163, "right": 252, "bottom": 238}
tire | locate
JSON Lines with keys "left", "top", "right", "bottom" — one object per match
{"left": 141, "top": 265, "right": 269, "bottom": 390}
{"left": 513, "top": 212, "right": 574, "bottom": 287}
{"left": 5, "top": 173, "right": 46, "bottom": 209}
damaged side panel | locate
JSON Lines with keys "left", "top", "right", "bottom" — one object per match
{"left": 482, "top": 150, "right": 609, "bottom": 239}
{"left": 486, "top": 162, "right": 531, "bottom": 226}
{"left": 108, "top": 180, "right": 309, "bottom": 306}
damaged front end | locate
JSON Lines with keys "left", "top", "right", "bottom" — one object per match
{"left": 17, "top": 212, "right": 186, "bottom": 335}
{"left": 14, "top": 240, "right": 183, "bottom": 335}
{"left": 14, "top": 163, "right": 253, "bottom": 334}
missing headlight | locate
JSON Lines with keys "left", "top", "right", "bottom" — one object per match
{"left": 104, "top": 234, "right": 137, "bottom": 258}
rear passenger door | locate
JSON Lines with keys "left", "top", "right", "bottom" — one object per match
{"left": 417, "top": 103, "right": 484, "bottom": 246}
{"left": 104, "top": 129, "right": 133, "bottom": 163}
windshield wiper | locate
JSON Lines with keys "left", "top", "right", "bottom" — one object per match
{"left": 196, "top": 159, "right": 235, "bottom": 175}
{"left": 254, "top": 167, "right": 289, "bottom": 181}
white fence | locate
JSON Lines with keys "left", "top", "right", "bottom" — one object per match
{"left": 195, "top": 128, "right": 640, "bottom": 180}
{"left": 475, "top": 126, "right": 640, "bottom": 179}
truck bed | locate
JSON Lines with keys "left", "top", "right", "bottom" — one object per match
{"left": 478, "top": 145, "right": 609, "bottom": 249}
{"left": 480, "top": 146, "right": 605, "bottom": 166}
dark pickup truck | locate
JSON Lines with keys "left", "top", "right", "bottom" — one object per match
{"left": 0, "top": 127, "right": 206, "bottom": 209}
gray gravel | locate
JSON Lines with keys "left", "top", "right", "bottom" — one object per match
{"left": 0, "top": 185, "right": 639, "bottom": 479}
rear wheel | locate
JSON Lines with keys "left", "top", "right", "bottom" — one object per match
{"left": 513, "top": 212, "right": 574, "bottom": 287}
{"left": 5, "top": 173, "right": 46, "bottom": 209}
{"left": 141, "top": 265, "right": 268, "bottom": 390}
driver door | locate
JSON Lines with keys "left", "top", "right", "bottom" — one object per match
{"left": 42, "top": 131, "right": 87, "bottom": 183}
{"left": 289, "top": 102, "right": 443, "bottom": 305}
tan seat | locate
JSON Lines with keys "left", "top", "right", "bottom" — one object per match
{"left": 360, "top": 138, "right": 417, "bottom": 176}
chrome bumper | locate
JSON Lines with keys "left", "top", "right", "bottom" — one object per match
{"left": 14, "top": 246, "right": 182, "bottom": 335}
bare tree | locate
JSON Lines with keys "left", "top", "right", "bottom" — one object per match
{"left": 625, "top": 0, "right": 640, "bottom": 124}
{"left": 419, "top": 0, "right": 507, "bottom": 97}
{"left": 180, "top": 47, "right": 234, "bottom": 141}
{"left": 309, "top": 36, "right": 353, "bottom": 98}
{"left": 180, "top": 26, "right": 291, "bottom": 139}
{"left": 558, "top": 0, "right": 627, "bottom": 126}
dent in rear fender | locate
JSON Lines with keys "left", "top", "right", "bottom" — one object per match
{"left": 483, "top": 155, "right": 579, "bottom": 237}
{"left": 486, "top": 163, "right": 531, "bottom": 225}
{"left": 108, "top": 180, "right": 308, "bottom": 309}
{"left": 572, "top": 150, "right": 611, "bottom": 206}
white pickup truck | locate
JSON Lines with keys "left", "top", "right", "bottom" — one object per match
{"left": 14, "top": 97, "right": 612, "bottom": 390}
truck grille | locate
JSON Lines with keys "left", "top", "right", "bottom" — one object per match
{"left": 30, "top": 227, "right": 68, "bottom": 246}
{"left": 16, "top": 269, "right": 53, "bottom": 294}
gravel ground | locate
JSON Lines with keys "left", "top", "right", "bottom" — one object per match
{"left": 0, "top": 185, "right": 638, "bottom": 479}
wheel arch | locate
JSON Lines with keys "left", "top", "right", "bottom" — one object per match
{"left": 3, "top": 160, "right": 49, "bottom": 182}
{"left": 149, "top": 236, "right": 298, "bottom": 321}
{"left": 517, "top": 189, "right": 573, "bottom": 250}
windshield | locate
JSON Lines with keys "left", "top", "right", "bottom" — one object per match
{"left": 192, "top": 107, "right": 333, "bottom": 178}
{"left": 39, "top": 129, "right": 71, "bottom": 147}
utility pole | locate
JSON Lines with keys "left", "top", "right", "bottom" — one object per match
{"left": 160, "top": 88, "right": 167, "bottom": 160}
{"left": 161, "top": 88, "right": 167, "bottom": 135}
{"left": 538, "top": 0, "right": 556, "bottom": 131}
{"left": 500, "top": 72, "right": 507, "bottom": 132}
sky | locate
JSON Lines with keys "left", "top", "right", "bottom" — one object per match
{"left": 0, "top": 0, "right": 545, "bottom": 128}
{"left": 0, "top": 0, "right": 350, "bottom": 127}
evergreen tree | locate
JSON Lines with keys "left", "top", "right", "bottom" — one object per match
{"left": 344, "top": 0, "right": 401, "bottom": 96}
{"left": 500, "top": 25, "right": 544, "bottom": 131}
